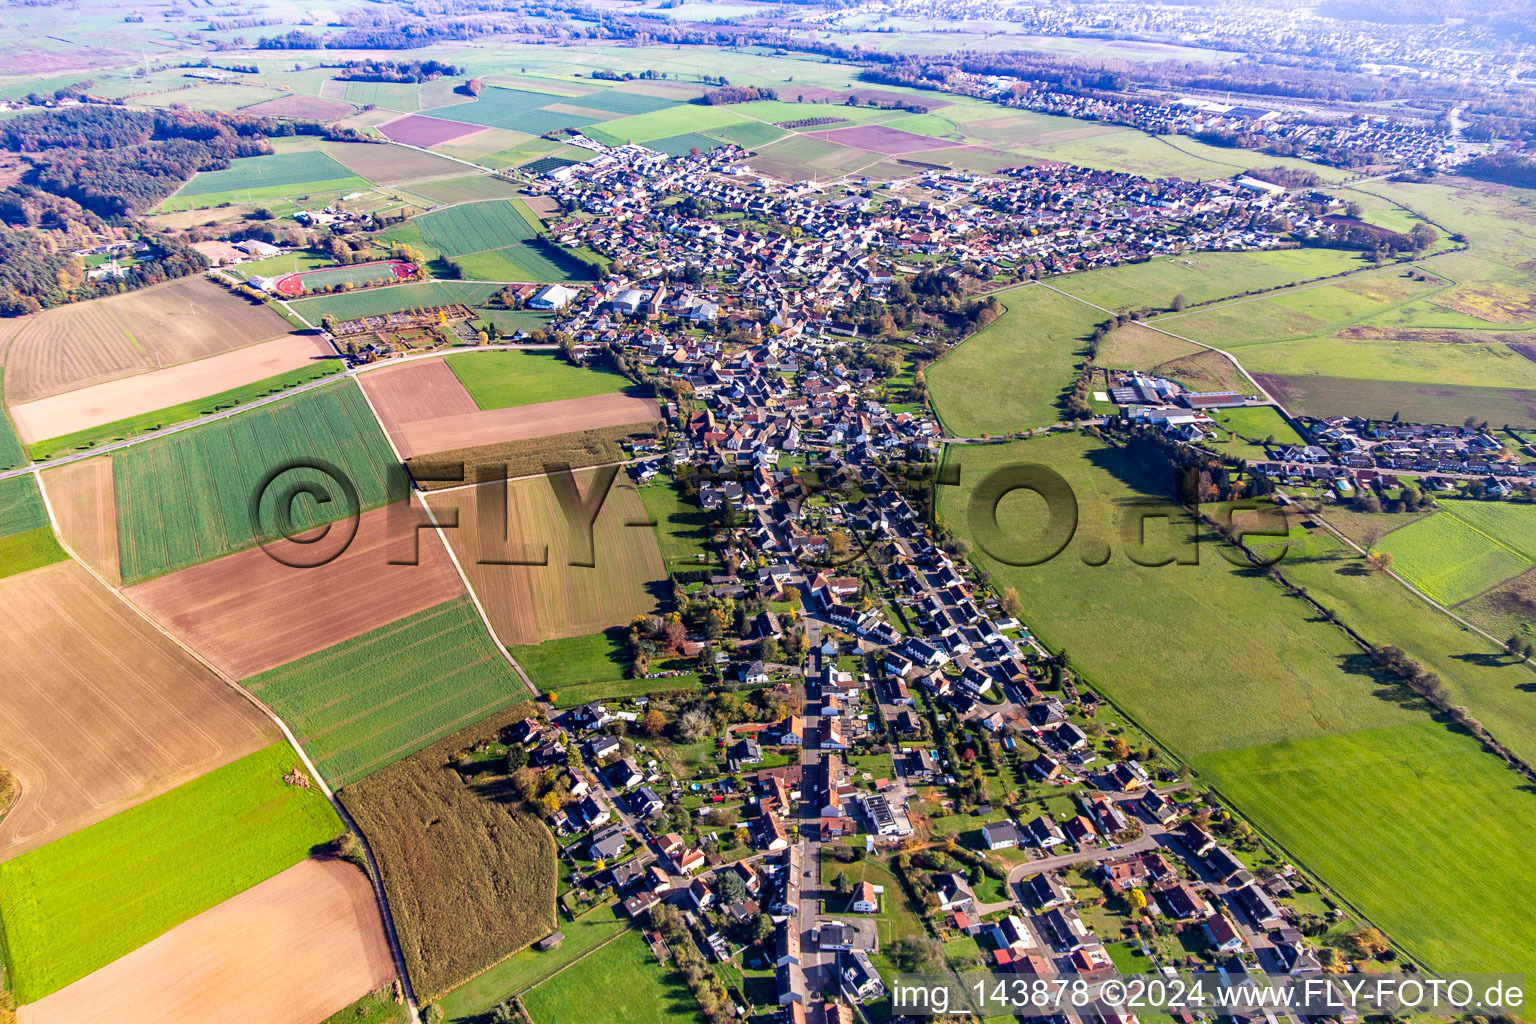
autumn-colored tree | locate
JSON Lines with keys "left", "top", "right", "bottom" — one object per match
{"left": 642, "top": 708, "right": 667, "bottom": 737}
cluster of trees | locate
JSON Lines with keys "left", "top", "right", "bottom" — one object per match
{"left": 698, "top": 85, "right": 777, "bottom": 105}
{"left": 626, "top": 612, "right": 689, "bottom": 677}
{"left": 331, "top": 59, "right": 461, "bottom": 82}
{"left": 1245, "top": 166, "right": 1323, "bottom": 189}
{"left": 1459, "top": 151, "right": 1536, "bottom": 189}
{"left": 648, "top": 904, "right": 737, "bottom": 1024}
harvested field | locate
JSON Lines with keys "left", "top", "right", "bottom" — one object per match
{"left": 9, "top": 334, "right": 334, "bottom": 444}
{"left": 125, "top": 499, "right": 465, "bottom": 680}
{"left": 391, "top": 392, "right": 660, "bottom": 459}
{"left": 379, "top": 114, "right": 486, "bottom": 148}
{"left": 424, "top": 470, "right": 667, "bottom": 646}
{"left": 408, "top": 423, "right": 651, "bottom": 492}
{"left": 240, "top": 95, "right": 356, "bottom": 121}
{"left": 3, "top": 277, "right": 293, "bottom": 404}
{"left": 358, "top": 356, "right": 480, "bottom": 446}
{"left": 247, "top": 598, "right": 524, "bottom": 787}
{"left": 0, "top": 561, "right": 274, "bottom": 860}
{"left": 341, "top": 705, "right": 557, "bottom": 1001}
{"left": 39, "top": 457, "right": 120, "bottom": 584}
{"left": 1255, "top": 373, "right": 1536, "bottom": 428}
{"left": 807, "top": 123, "right": 956, "bottom": 154}
{"left": 16, "top": 857, "right": 393, "bottom": 1024}
{"left": 323, "top": 141, "right": 467, "bottom": 186}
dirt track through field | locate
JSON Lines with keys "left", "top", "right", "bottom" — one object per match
{"left": 17, "top": 857, "right": 394, "bottom": 1024}
{"left": 9, "top": 334, "right": 336, "bottom": 443}
{"left": 0, "top": 561, "right": 274, "bottom": 860}
{"left": 125, "top": 499, "right": 466, "bottom": 680}
{"left": 40, "top": 457, "right": 121, "bottom": 584}
{"left": 393, "top": 392, "right": 661, "bottom": 459}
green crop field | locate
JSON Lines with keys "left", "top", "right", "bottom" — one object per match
{"left": 0, "top": 742, "right": 341, "bottom": 1002}
{"left": 0, "top": 475, "right": 66, "bottom": 580}
{"left": 112, "top": 382, "right": 400, "bottom": 584}
{"left": 170, "top": 149, "right": 369, "bottom": 201}
{"left": 0, "top": 370, "right": 27, "bottom": 470}
{"left": 416, "top": 199, "right": 542, "bottom": 258}
{"left": 290, "top": 281, "right": 503, "bottom": 321}
{"left": 344, "top": 79, "right": 420, "bottom": 111}
{"left": 1197, "top": 722, "right": 1536, "bottom": 979}
{"left": 1382, "top": 500, "right": 1536, "bottom": 605}
{"left": 439, "top": 902, "right": 630, "bottom": 1023}
{"left": 580, "top": 103, "right": 748, "bottom": 144}
{"left": 521, "top": 928, "right": 697, "bottom": 1024}
{"left": 643, "top": 131, "right": 724, "bottom": 157}
{"left": 566, "top": 88, "right": 680, "bottom": 116}
{"left": 31, "top": 361, "right": 348, "bottom": 463}
{"left": 426, "top": 87, "right": 601, "bottom": 134}
{"left": 927, "top": 284, "right": 1099, "bottom": 437}
{"left": 399, "top": 174, "right": 527, "bottom": 205}
{"left": 444, "top": 350, "right": 631, "bottom": 410}
{"left": 707, "top": 120, "right": 787, "bottom": 148}
{"left": 637, "top": 477, "right": 713, "bottom": 568}
{"left": 247, "top": 598, "right": 525, "bottom": 788}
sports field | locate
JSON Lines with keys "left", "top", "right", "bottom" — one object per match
{"left": 290, "top": 281, "right": 502, "bottom": 321}
{"left": 520, "top": 928, "right": 696, "bottom": 1024}
{"left": 1381, "top": 499, "right": 1536, "bottom": 605}
{"left": 927, "top": 284, "right": 1099, "bottom": 437}
{"left": 273, "top": 259, "right": 413, "bottom": 297}
{"left": 445, "top": 350, "right": 631, "bottom": 410}
{"left": 0, "top": 741, "right": 342, "bottom": 1003}
{"left": 246, "top": 598, "right": 525, "bottom": 788}
{"left": 415, "top": 199, "right": 541, "bottom": 258}
{"left": 112, "top": 382, "right": 401, "bottom": 584}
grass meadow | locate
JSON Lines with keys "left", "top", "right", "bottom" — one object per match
{"left": 444, "top": 350, "right": 630, "bottom": 410}
{"left": 1055, "top": 248, "right": 1369, "bottom": 312}
{"left": 1381, "top": 500, "right": 1536, "bottom": 605}
{"left": 938, "top": 433, "right": 1536, "bottom": 981}
{"left": 112, "top": 382, "right": 400, "bottom": 584}
{"left": 0, "top": 742, "right": 341, "bottom": 1002}
{"left": 927, "top": 284, "right": 1098, "bottom": 437}
{"left": 520, "top": 928, "right": 697, "bottom": 1024}
{"left": 637, "top": 477, "right": 713, "bottom": 569}
{"left": 438, "top": 902, "right": 630, "bottom": 1022}
{"left": 1196, "top": 721, "right": 1536, "bottom": 979}
{"left": 0, "top": 370, "right": 27, "bottom": 470}
{"left": 164, "top": 149, "right": 369, "bottom": 210}
{"left": 415, "top": 199, "right": 541, "bottom": 258}
{"left": 246, "top": 598, "right": 525, "bottom": 788}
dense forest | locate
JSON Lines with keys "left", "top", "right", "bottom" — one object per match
{"left": 1457, "top": 151, "right": 1536, "bottom": 189}
{"left": 0, "top": 106, "right": 366, "bottom": 314}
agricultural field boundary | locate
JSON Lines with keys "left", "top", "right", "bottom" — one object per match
{"left": 350, "top": 359, "right": 539, "bottom": 699}
{"left": 31, "top": 463, "right": 425, "bottom": 1024}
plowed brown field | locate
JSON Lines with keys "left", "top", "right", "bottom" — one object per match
{"left": 394, "top": 392, "right": 660, "bottom": 459}
{"left": 0, "top": 561, "right": 273, "bottom": 859}
{"left": 423, "top": 471, "right": 665, "bottom": 646}
{"left": 17, "top": 857, "right": 394, "bottom": 1024}
{"left": 3, "top": 278, "right": 292, "bottom": 404}
{"left": 40, "top": 457, "right": 120, "bottom": 585}
{"left": 10, "top": 334, "right": 335, "bottom": 443}
{"left": 124, "top": 499, "right": 466, "bottom": 680}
